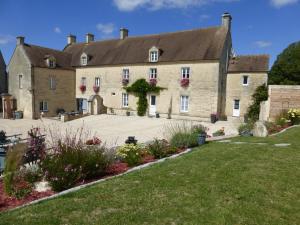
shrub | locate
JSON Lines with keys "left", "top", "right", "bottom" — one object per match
{"left": 238, "top": 123, "right": 254, "bottom": 136}
{"left": 288, "top": 109, "right": 300, "bottom": 125}
{"left": 192, "top": 124, "right": 208, "bottom": 134}
{"left": 116, "top": 144, "right": 142, "bottom": 166}
{"left": 212, "top": 128, "right": 225, "bottom": 137}
{"left": 147, "top": 139, "right": 177, "bottom": 159}
{"left": 247, "top": 84, "right": 268, "bottom": 122}
{"left": 3, "top": 143, "right": 33, "bottom": 199}
{"left": 41, "top": 143, "right": 111, "bottom": 192}
{"left": 24, "top": 128, "right": 46, "bottom": 164}
{"left": 0, "top": 130, "right": 7, "bottom": 143}
{"left": 20, "top": 164, "right": 42, "bottom": 185}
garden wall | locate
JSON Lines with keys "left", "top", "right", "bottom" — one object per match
{"left": 260, "top": 85, "right": 300, "bottom": 121}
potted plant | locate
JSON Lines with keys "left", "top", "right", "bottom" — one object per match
{"left": 126, "top": 111, "right": 130, "bottom": 116}
{"left": 122, "top": 78, "right": 129, "bottom": 86}
{"left": 210, "top": 113, "right": 218, "bottom": 123}
{"left": 149, "top": 78, "right": 157, "bottom": 86}
{"left": 180, "top": 78, "right": 189, "bottom": 87}
{"left": 93, "top": 85, "right": 100, "bottom": 93}
{"left": 192, "top": 125, "right": 208, "bottom": 146}
{"left": 79, "top": 84, "right": 86, "bottom": 92}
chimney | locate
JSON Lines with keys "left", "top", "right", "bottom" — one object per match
{"left": 222, "top": 12, "right": 232, "bottom": 30}
{"left": 86, "top": 33, "right": 94, "bottom": 43}
{"left": 120, "top": 28, "right": 129, "bottom": 40}
{"left": 67, "top": 34, "right": 76, "bottom": 45}
{"left": 16, "top": 36, "right": 25, "bottom": 45}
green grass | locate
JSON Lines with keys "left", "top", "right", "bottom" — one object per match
{"left": 1, "top": 128, "right": 300, "bottom": 225}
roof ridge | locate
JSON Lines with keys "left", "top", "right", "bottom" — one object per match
{"left": 233, "top": 54, "right": 270, "bottom": 58}
{"left": 26, "top": 44, "right": 71, "bottom": 55}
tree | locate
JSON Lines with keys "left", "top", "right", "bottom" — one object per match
{"left": 268, "top": 41, "right": 300, "bottom": 85}
{"left": 247, "top": 84, "right": 268, "bottom": 121}
{"left": 124, "top": 79, "right": 165, "bottom": 116}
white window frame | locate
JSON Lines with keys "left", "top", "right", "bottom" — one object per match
{"left": 242, "top": 75, "right": 249, "bottom": 86}
{"left": 18, "top": 74, "right": 23, "bottom": 89}
{"left": 81, "top": 77, "right": 86, "bottom": 85}
{"left": 122, "top": 93, "right": 129, "bottom": 107}
{"left": 123, "top": 69, "right": 129, "bottom": 80}
{"left": 95, "top": 77, "right": 100, "bottom": 87}
{"left": 150, "top": 51, "right": 158, "bottom": 62}
{"left": 49, "top": 59, "right": 56, "bottom": 68}
{"left": 49, "top": 76, "right": 56, "bottom": 90}
{"left": 181, "top": 67, "right": 190, "bottom": 79}
{"left": 40, "top": 101, "right": 48, "bottom": 112}
{"left": 180, "top": 96, "right": 189, "bottom": 113}
{"left": 149, "top": 68, "right": 157, "bottom": 79}
{"left": 81, "top": 53, "right": 88, "bottom": 66}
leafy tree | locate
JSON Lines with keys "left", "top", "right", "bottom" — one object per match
{"left": 247, "top": 84, "right": 268, "bottom": 121}
{"left": 268, "top": 41, "right": 300, "bottom": 85}
{"left": 124, "top": 79, "right": 165, "bottom": 116}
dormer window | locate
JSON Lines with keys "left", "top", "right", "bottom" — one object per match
{"left": 81, "top": 53, "right": 88, "bottom": 66}
{"left": 149, "top": 47, "right": 159, "bottom": 62}
{"left": 46, "top": 56, "right": 56, "bottom": 68}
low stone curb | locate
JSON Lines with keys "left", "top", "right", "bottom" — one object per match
{"left": 269, "top": 125, "right": 300, "bottom": 137}
{"left": 5, "top": 148, "right": 193, "bottom": 213}
{"left": 207, "top": 135, "right": 238, "bottom": 142}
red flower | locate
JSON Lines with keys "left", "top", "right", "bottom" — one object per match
{"left": 181, "top": 78, "right": 189, "bottom": 87}
{"left": 79, "top": 84, "right": 86, "bottom": 92}
{"left": 93, "top": 85, "right": 100, "bottom": 93}
{"left": 149, "top": 78, "right": 157, "bottom": 86}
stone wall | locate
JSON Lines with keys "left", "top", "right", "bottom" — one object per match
{"left": 260, "top": 85, "right": 300, "bottom": 121}
{"left": 76, "top": 61, "right": 222, "bottom": 121}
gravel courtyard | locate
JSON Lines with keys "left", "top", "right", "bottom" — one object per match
{"left": 0, "top": 115, "right": 240, "bottom": 147}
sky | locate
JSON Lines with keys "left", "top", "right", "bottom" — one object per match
{"left": 0, "top": 0, "right": 299, "bottom": 67}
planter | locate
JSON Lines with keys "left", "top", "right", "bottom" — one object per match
{"left": 93, "top": 86, "right": 100, "bottom": 93}
{"left": 180, "top": 78, "right": 189, "bottom": 87}
{"left": 149, "top": 79, "right": 157, "bottom": 86}
{"left": 79, "top": 85, "right": 86, "bottom": 92}
{"left": 126, "top": 111, "right": 130, "bottom": 116}
{"left": 197, "top": 133, "right": 206, "bottom": 145}
{"left": 156, "top": 113, "right": 160, "bottom": 118}
{"left": 210, "top": 114, "right": 218, "bottom": 123}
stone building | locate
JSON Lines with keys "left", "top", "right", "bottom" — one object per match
{"left": 8, "top": 37, "right": 76, "bottom": 119}
{"left": 7, "top": 13, "right": 269, "bottom": 120}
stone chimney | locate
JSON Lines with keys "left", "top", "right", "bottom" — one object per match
{"left": 86, "top": 33, "right": 94, "bottom": 43}
{"left": 222, "top": 12, "right": 232, "bottom": 31}
{"left": 16, "top": 36, "right": 25, "bottom": 45}
{"left": 67, "top": 34, "right": 76, "bottom": 45}
{"left": 120, "top": 28, "right": 129, "bottom": 40}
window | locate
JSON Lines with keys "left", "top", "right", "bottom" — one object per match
{"left": 39, "top": 101, "right": 48, "bottom": 112}
{"left": 81, "top": 77, "right": 86, "bottom": 85}
{"left": 180, "top": 96, "right": 189, "bottom": 112}
{"left": 242, "top": 76, "right": 249, "bottom": 86}
{"left": 122, "top": 93, "right": 129, "bottom": 107}
{"left": 181, "top": 67, "right": 190, "bottom": 79}
{"left": 123, "top": 69, "right": 129, "bottom": 80}
{"left": 150, "top": 51, "right": 158, "bottom": 62}
{"left": 81, "top": 53, "right": 88, "bottom": 66}
{"left": 149, "top": 68, "right": 157, "bottom": 79}
{"left": 95, "top": 77, "right": 100, "bottom": 87}
{"left": 49, "top": 59, "right": 56, "bottom": 68}
{"left": 234, "top": 99, "right": 240, "bottom": 110}
{"left": 49, "top": 77, "right": 56, "bottom": 90}
{"left": 18, "top": 75, "right": 23, "bottom": 89}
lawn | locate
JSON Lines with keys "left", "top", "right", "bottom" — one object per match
{"left": 0, "top": 127, "right": 300, "bottom": 225}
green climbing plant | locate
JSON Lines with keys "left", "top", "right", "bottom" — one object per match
{"left": 124, "top": 79, "right": 165, "bottom": 116}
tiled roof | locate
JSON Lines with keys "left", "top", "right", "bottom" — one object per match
{"left": 228, "top": 55, "right": 269, "bottom": 73}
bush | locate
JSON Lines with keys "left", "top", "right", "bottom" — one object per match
{"left": 238, "top": 123, "right": 254, "bottom": 136}
{"left": 247, "top": 84, "right": 268, "bottom": 122}
{"left": 3, "top": 143, "right": 33, "bottom": 199}
{"left": 212, "top": 128, "right": 225, "bottom": 137}
{"left": 0, "top": 130, "right": 7, "bottom": 143}
{"left": 147, "top": 139, "right": 177, "bottom": 159}
{"left": 288, "top": 109, "right": 300, "bottom": 125}
{"left": 24, "top": 128, "right": 46, "bottom": 164}
{"left": 116, "top": 144, "right": 142, "bottom": 166}
{"left": 40, "top": 143, "right": 111, "bottom": 192}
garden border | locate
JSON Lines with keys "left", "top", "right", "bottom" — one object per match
{"left": 4, "top": 148, "right": 193, "bottom": 213}
{"left": 269, "top": 125, "right": 300, "bottom": 137}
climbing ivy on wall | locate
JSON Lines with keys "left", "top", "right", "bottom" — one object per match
{"left": 124, "top": 79, "right": 165, "bottom": 116}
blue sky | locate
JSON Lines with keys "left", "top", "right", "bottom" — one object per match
{"left": 0, "top": 0, "right": 299, "bottom": 67}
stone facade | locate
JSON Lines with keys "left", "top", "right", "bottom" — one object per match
{"left": 0, "top": 51, "right": 7, "bottom": 95}
{"left": 260, "top": 85, "right": 300, "bottom": 121}
{"left": 8, "top": 44, "right": 76, "bottom": 119}
{"left": 226, "top": 72, "right": 268, "bottom": 119}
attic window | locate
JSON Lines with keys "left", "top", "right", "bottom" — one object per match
{"left": 46, "top": 57, "right": 56, "bottom": 68}
{"left": 81, "top": 53, "right": 88, "bottom": 66}
{"left": 149, "top": 47, "right": 159, "bottom": 63}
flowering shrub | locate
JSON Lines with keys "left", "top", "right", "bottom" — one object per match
{"left": 86, "top": 137, "right": 101, "bottom": 145}
{"left": 181, "top": 78, "right": 189, "bottom": 87}
{"left": 122, "top": 78, "right": 129, "bottom": 86}
{"left": 116, "top": 144, "right": 142, "bottom": 166}
{"left": 93, "top": 85, "right": 100, "bottom": 93}
{"left": 147, "top": 139, "right": 177, "bottom": 159}
{"left": 24, "top": 128, "right": 46, "bottom": 164}
{"left": 149, "top": 78, "right": 157, "bottom": 86}
{"left": 106, "top": 162, "right": 129, "bottom": 175}
{"left": 288, "top": 109, "right": 300, "bottom": 125}
{"left": 212, "top": 127, "right": 225, "bottom": 137}
{"left": 79, "top": 84, "right": 86, "bottom": 92}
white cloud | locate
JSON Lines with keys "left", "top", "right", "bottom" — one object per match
{"left": 254, "top": 41, "right": 272, "bottom": 48}
{"left": 113, "top": 0, "right": 238, "bottom": 11}
{"left": 96, "top": 23, "right": 116, "bottom": 35}
{"left": 270, "top": 0, "right": 298, "bottom": 8}
{"left": 54, "top": 27, "right": 61, "bottom": 34}
{"left": 0, "top": 34, "right": 14, "bottom": 45}
{"left": 199, "top": 14, "right": 210, "bottom": 21}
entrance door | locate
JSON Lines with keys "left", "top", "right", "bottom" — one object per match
{"left": 149, "top": 95, "right": 156, "bottom": 116}
{"left": 233, "top": 99, "right": 240, "bottom": 117}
